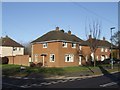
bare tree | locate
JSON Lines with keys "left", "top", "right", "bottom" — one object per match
{"left": 85, "top": 20, "right": 101, "bottom": 67}
{"left": 112, "top": 31, "right": 120, "bottom": 59}
{"left": 22, "top": 42, "right": 32, "bottom": 56}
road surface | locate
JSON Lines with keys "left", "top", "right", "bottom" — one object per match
{"left": 2, "top": 72, "right": 120, "bottom": 88}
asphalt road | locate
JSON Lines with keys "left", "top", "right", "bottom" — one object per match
{"left": 2, "top": 72, "right": 120, "bottom": 88}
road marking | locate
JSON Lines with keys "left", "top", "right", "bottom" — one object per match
{"left": 43, "top": 82, "right": 52, "bottom": 85}
{"left": 51, "top": 81, "right": 59, "bottom": 84}
{"left": 15, "top": 77, "right": 22, "bottom": 79}
{"left": 60, "top": 80, "right": 68, "bottom": 83}
{"left": 56, "top": 80, "right": 64, "bottom": 83}
{"left": 3, "top": 78, "right": 86, "bottom": 88}
{"left": 69, "top": 79, "right": 75, "bottom": 81}
{"left": 76, "top": 78, "right": 81, "bottom": 80}
{"left": 23, "top": 77, "right": 29, "bottom": 79}
{"left": 100, "top": 82, "right": 117, "bottom": 87}
{"left": 41, "top": 82, "right": 48, "bottom": 85}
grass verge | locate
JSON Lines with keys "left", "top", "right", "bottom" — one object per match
{"left": 2, "top": 64, "right": 120, "bottom": 77}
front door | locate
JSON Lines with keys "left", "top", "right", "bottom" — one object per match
{"left": 79, "top": 56, "right": 82, "bottom": 65}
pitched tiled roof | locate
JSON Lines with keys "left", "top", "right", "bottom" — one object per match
{"left": 32, "top": 30, "right": 84, "bottom": 43}
{"left": 0, "top": 36, "right": 24, "bottom": 47}
{"left": 81, "top": 38, "right": 117, "bottom": 48}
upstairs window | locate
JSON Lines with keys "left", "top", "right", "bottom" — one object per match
{"left": 79, "top": 45, "right": 82, "bottom": 50}
{"left": 62, "top": 42, "right": 67, "bottom": 48}
{"left": 72, "top": 43, "right": 76, "bottom": 48}
{"left": 65, "top": 54, "right": 74, "bottom": 62}
{"left": 50, "top": 54, "right": 55, "bottom": 62}
{"left": 101, "top": 48, "right": 104, "bottom": 52}
{"left": 19, "top": 47, "right": 21, "bottom": 51}
{"left": 43, "top": 42, "right": 47, "bottom": 48}
{"left": 13, "top": 47, "right": 17, "bottom": 51}
{"left": 105, "top": 48, "right": 108, "bottom": 52}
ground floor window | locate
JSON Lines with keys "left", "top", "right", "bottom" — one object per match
{"left": 96, "top": 56, "right": 99, "bottom": 61}
{"left": 79, "top": 56, "right": 82, "bottom": 65}
{"left": 105, "top": 55, "right": 108, "bottom": 59}
{"left": 101, "top": 55, "right": 105, "bottom": 61}
{"left": 86, "top": 55, "right": 88, "bottom": 62}
{"left": 65, "top": 54, "right": 74, "bottom": 62}
{"left": 50, "top": 54, "right": 55, "bottom": 62}
{"left": 35, "top": 54, "right": 38, "bottom": 62}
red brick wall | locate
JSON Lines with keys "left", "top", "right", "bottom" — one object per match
{"left": 32, "top": 41, "right": 112, "bottom": 67}
{"left": 8, "top": 56, "right": 15, "bottom": 64}
{"left": 7, "top": 55, "right": 30, "bottom": 66}
{"left": 95, "top": 48, "right": 110, "bottom": 61}
{"left": 81, "top": 46, "right": 111, "bottom": 61}
{"left": 58, "top": 42, "right": 79, "bottom": 67}
{"left": 32, "top": 42, "right": 79, "bottom": 67}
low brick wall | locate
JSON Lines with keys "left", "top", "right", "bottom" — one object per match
{"left": 7, "top": 55, "right": 30, "bottom": 66}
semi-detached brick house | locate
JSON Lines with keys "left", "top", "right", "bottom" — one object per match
{"left": 31, "top": 27, "right": 84, "bottom": 67}
{"left": 31, "top": 27, "right": 117, "bottom": 67}
{"left": 81, "top": 35, "right": 117, "bottom": 63}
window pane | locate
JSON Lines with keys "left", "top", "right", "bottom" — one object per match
{"left": 35, "top": 54, "right": 38, "bottom": 62}
{"left": 43, "top": 43, "right": 47, "bottom": 48}
{"left": 62, "top": 42, "right": 67, "bottom": 47}
{"left": 72, "top": 43, "right": 76, "bottom": 48}
{"left": 65, "top": 54, "right": 74, "bottom": 62}
{"left": 50, "top": 54, "right": 55, "bottom": 62}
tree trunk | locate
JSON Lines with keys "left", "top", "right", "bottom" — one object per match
{"left": 119, "top": 48, "right": 120, "bottom": 59}
{"left": 93, "top": 52, "right": 96, "bottom": 67}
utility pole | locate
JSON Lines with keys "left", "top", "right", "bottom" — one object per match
{"left": 110, "top": 27, "right": 115, "bottom": 69}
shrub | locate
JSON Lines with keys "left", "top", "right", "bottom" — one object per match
{"left": 36, "top": 62, "right": 43, "bottom": 67}
{"left": 30, "top": 62, "right": 36, "bottom": 67}
{"left": 2, "top": 57, "right": 9, "bottom": 64}
{"left": 86, "top": 61, "right": 92, "bottom": 66}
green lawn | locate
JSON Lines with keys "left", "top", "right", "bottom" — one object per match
{"left": 62, "top": 66, "right": 98, "bottom": 72}
{"left": 1, "top": 64, "right": 119, "bottom": 77}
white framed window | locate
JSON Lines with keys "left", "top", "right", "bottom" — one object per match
{"left": 96, "top": 56, "right": 99, "bottom": 61}
{"left": 35, "top": 54, "right": 38, "bottom": 62}
{"left": 50, "top": 54, "right": 55, "bottom": 62}
{"left": 105, "top": 55, "right": 108, "bottom": 59}
{"left": 101, "top": 48, "right": 104, "bottom": 52}
{"left": 86, "top": 55, "right": 88, "bottom": 62}
{"left": 19, "top": 47, "right": 21, "bottom": 51}
{"left": 13, "top": 47, "right": 17, "bottom": 51}
{"left": 43, "top": 42, "right": 47, "bottom": 48}
{"left": 105, "top": 48, "right": 108, "bottom": 52}
{"left": 72, "top": 43, "right": 76, "bottom": 48}
{"left": 101, "top": 55, "right": 105, "bottom": 61}
{"left": 65, "top": 54, "right": 74, "bottom": 62}
{"left": 79, "top": 45, "right": 82, "bottom": 50}
{"left": 62, "top": 42, "right": 67, "bottom": 48}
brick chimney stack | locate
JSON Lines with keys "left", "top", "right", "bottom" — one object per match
{"left": 56, "top": 27, "right": 59, "bottom": 31}
{"left": 89, "top": 35, "right": 92, "bottom": 39}
{"left": 68, "top": 30, "right": 71, "bottom": 35}
{"left": 103, "top": 37, "right": 105, "bottom": 41}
